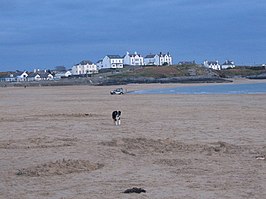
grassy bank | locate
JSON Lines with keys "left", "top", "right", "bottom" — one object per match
{"left": 109, "top": 65, "right": 217, "bottom": 79}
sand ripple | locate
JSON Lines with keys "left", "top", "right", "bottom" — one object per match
{"left": 16, "top": 159, "right": 104, "bottom": 177}
{"left": 100, "top": 137, "right": 247, "bottom": 155}
{"left": 0, "top": 137, "right": 77, "bottom": 149}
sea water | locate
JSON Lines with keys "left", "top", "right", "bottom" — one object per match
{"left": 130, "top": 82, "right": 266, "bottom": 94}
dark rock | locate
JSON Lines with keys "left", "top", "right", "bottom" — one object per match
{"left": 123, "top": 187, "right": 146, "bottom": 194}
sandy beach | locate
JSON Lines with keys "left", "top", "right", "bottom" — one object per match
{"left": 1, "top": 79, "right": 266, "bottom": 199}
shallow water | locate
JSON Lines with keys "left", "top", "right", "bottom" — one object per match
{"left": 130, "top": 82, "right": 266, "bottom": 94}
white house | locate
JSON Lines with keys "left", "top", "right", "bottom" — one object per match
{"left": 39, "top": 73, "right": 54, "bottom": 80}
{"left": 221, "top": 60, "right": 235, "bottom": 69}
{"left": 144, "top": 52, "right": 172, "bottom": 66}
{"left": 72, "top": 60, "right": 98, "bottom": 75}
{"left": 123, "top": 52, "right": 144, "bottom": 66}
{"left": 96, "top": 59, "right": 103, "bottom": 70}
{"left": 27, "top": 73, "right": 41, "bottom": 81}
{"left": 203, "top": 60, "right": 221, "bottom": 70}
{"left": 27, "top": 72, "right": 54, "bottom": 81}
{"left": 144, "top": 54, "right": 158, "bottom": 65}
{"left": 102, "top": 55, "right": 123, "bottom": 69}
{"left": 54, "top": 71, "right": 72, "bottom": 79}
{"left": 14, "top": 71, "right": 28, "bottom": 81}
{"left": 158, "top": 52, "right": 172, "bottom": 65}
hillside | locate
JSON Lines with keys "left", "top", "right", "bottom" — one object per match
{"left": 216, "top": 66, "right": 266, "bottom": 78}
{"left": 2, "top": 65, "right": 266, "bottom": 87}
{"left": 91, "top": 64, "right": 229, "bottom": 85}
{"left": 109, "top": 65, "right": 216, "bottom": 78}
{"left": 92, "top": 65, "right": 266, "bottom": 85}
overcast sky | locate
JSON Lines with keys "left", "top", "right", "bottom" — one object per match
{"left": 0, "top": 0, "right": 265, "bottom": 71}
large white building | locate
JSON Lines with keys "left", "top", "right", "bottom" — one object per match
{"left": 102, "top": 55, "right": 123, "bottom": 69}
{"left": 71, "top": 60, "right": 98, "bottom": 75}
{"left": 144, "top": 52, "right": 172, "bottom": 66}
{"left": 158, "top": 52, "right": 172, "bottom": 66}
{"left": 123, "top": 52, "right": 144, "bottom": 66}
{"left": 203, "top": 60, "right": 221, "bottom": 70}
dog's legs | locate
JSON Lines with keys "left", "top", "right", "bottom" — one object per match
{"left": 118, "top": 119, "right": 121, "bottom": 126}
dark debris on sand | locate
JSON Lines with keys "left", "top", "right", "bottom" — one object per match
{"left": 123, "top": 187, "right": 146, "bottom": 194}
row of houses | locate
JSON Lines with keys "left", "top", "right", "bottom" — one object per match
{"left": 71, "top": 58, "right": 235, "bottom": 76}
{"left": 203, "top": 60, "right": 236, "bottom": 70}
{"left": 71, "top": 55, "right": 235, "bottom": 76}
{"left": 0, "top": 52, "right": 172, "bottom": 82}
{"left": 0, "top": 70, "right": 55, "bottom": 82}
{"left": 71, "top": 51, "right": 173, "bottom": 75}
{"left": 95, "top": 52, "right": 173, "bottom": 70}
{"left": 0, "top": 51, "right": 236, "bottom": 82}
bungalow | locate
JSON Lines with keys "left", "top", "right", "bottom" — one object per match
{"left": 203, "top": 60, "right": 221, "bottom": 70}
{"left": 39, "top": 73, "right": 54, "bottom": 80}
{"left": 123, "top": 52, "right": 144, "bottom": 66}
{"left": 221, "top": 60, "right": 235, "bottom": 69}
{"left": 27, "top": 73, "right": 41, "bottom": 81}
{"left": 72, "top": 60, "right": 98, "bottom": 75}
{"left": 144, "top": 52, "right": 172, "bottom": 66}
{"left": 54, "top": 71, "right": 72, "bottom": 79}
{"left": 12, "top": 71, "right": 28, "bottom": 81}
{"left": 27, "top": 72, "right": 54, "bottom": 81}
{"left": 102, "top": 55, "right": 123, "bottom": 69}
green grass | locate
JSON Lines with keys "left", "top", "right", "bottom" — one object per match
{"left": 108, "top": 65, "right": 266, "bottom": 79}
{"left": 109, "top": 65, "right": 213, "bottom": 79}
{"left": 217, "top": 67, "right": 266, "bottom": 77}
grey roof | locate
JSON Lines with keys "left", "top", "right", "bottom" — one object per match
{"left": 39, "top": 73, "right": 52, "bottom": 78}
{"left": 27, "top": 73, "right": 39, "bottom": 78}
{"left": 178, "top": 61, "right": 196, "bottom": 65}
{"left": 222, "top": 60, "right": 234, "bottom": 65}
{"left": 27, "top": 72, "right": 52, "bottom": 78}
{"left": 207, "top": 61, "right": 219, "bottom": 65}
{"left": 158, "top": 52, "right": 170, "bottom": 57}
{"left": 13, "top": 71, "right": 26, "bottom": 77}
{"left": 79, "top": 60, "right": 93, "bottom": 65}
{"left": 128, "top": 53, "right": 142, "bottom": 57}
{"left": 145, "top": 54, "right": 156, "bottom": 58}
{"left": 107, "top": 55, "right": 122, "bottom": 59}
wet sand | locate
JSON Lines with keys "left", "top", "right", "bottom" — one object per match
{"left": 0, "top": 80, "right": 266, "bottom": 199}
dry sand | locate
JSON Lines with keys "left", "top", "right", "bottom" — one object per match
{"left": 0, "top": 79, "right": 266, "bottom": 199}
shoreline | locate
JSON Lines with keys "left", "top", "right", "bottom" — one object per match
{"left": 2, "top": 77, "right": 266, "bottom": 90}
{"left": 121, "top": 78, "right": 266, "bottom": 93}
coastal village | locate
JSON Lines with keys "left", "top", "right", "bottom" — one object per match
{"left": 0, "top": 51, "right": 265, "bottom": 83}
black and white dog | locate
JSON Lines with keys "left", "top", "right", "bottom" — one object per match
{"left": 112, "top": 111, "right": 121, "bottom": 126}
